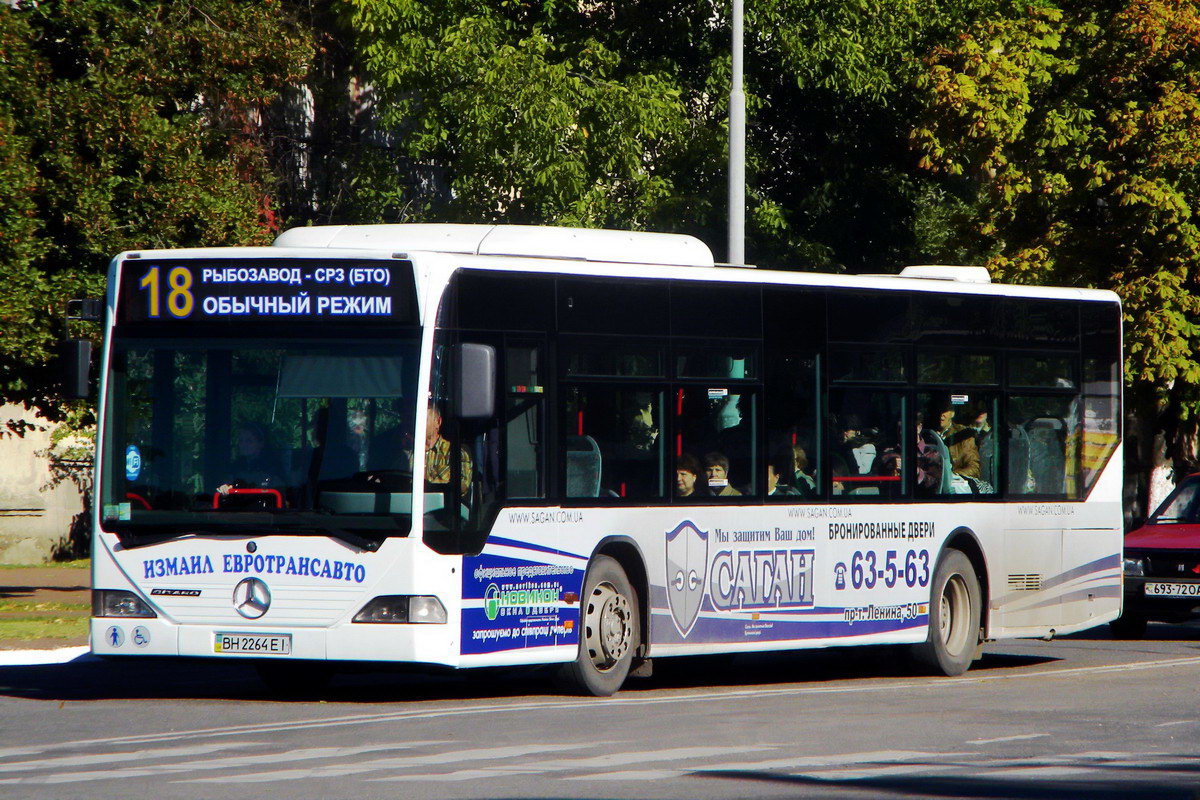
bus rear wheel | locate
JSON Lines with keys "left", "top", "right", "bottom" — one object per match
{"left": 911, "top": 549, "right": 981, "bottom": 676}
{"left": 558, "top": 555, "right": 640, "bottom": 696}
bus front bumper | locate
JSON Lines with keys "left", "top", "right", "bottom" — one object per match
{"left": 89, "top": 617, "right": 461, "bottom": 666}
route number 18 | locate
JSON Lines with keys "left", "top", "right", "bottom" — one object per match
{"left": 139, "top": 266, "right": 194, "bottom": 318}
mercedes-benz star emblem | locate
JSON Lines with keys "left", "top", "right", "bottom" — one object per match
{"left": 232, "top": 577, "right": 271, "bottom": 619}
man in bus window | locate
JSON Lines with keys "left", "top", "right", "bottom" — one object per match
{"left": 425, "top": 403, "right": 472, "bottom": 496}
{"left": 767, "top": 447, "right": 801, "bottom": 496}
{"left": 216, "top": 422, "right": 285, "bottom": 504}
{"left": 675, "top": 453, "right": 709, "bottom": 499}
{"left": 704, "top": 452, "right": 742, "bottom": 496}
{"left": 932, "top": 398, "right": 980, "bottom": 479}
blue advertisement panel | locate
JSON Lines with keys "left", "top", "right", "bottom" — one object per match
{"left": 461, "top": 549, "right": 585, "bottom": 656}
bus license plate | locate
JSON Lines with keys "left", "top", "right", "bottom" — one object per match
{"left": 1144, "top": 582, "right": 1200, "bottom": 598}
{"left": 214, "top": 633, "right": 292, "bottom": 655}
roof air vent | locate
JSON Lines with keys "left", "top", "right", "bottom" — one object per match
{"left": 899, "top": 265, "right": 991, "bottom": 284}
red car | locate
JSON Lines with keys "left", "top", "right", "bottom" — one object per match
{"left": 1115, "top": 475, "right": 1200, "bottom": 638}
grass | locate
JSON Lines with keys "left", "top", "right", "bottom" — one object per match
{"left": 0, "top": 560, "right": 91, "bottom": 643}
{"left": 0, "top": 617, "right": 89, "bottom": 641}
{"left": 0, "top": 596, "right": 90, "bottom": 643}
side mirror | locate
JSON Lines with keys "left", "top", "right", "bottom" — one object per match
{"left": 453, "top": 343, "right": 495, "bottom": 419}
{"left": 61, "top": 339, "right": 93, "bottom": 400}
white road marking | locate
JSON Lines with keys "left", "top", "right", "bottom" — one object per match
{"left": 1155, "top": 720, "right": 1192, "bottom": 728}
{"left": 572, "top": 750, "right": 958, "bottom": 781}
{"left": 179, "top": 743, "right": 593, "bottom": 784}
{"left": 0, "top": 742, "right": 442, "bottom": 786}
{"left": 968, "top": 733, "right": 1050, "bottom": 745}
{"left": 376, "top": 745, "right": 766, "bottom": 782}
{"left": 0, "top": 741, "right": 262, "bottom": 774}
{"left": 9, "top": 654, "right": 1200, "bottom": 758}
{"left": 994, "top": 765, "right": 1094, "bottom": 778}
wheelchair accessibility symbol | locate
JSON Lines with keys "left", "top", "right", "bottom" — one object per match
{"left": 132, "top": 626, "right": 151, "bottom": 647}
{"left": 106, "top": 626, "right": 124, "bottom": 647}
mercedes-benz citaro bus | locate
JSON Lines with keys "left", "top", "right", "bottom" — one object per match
{"left": 88, "top": 224, "right": 1123, "bottom": 696}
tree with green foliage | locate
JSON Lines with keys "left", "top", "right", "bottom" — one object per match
{"left": 910, "top": 0, "right": 1200, "bottom": 514}
{"left": 335, "top": 0, "right": 1004, "bottom": 268}
{"left": 0, "top": 0, "right": 311, "bottom": 417}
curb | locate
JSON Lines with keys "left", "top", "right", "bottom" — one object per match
{"left": 0, "top": 645, "right": 92, "bottom": 667}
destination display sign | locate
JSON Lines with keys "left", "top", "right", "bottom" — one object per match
{"left": 117, "top": 258, "right": 416, "bottom": 325}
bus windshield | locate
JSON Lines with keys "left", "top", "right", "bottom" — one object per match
{"left": 100, "top": 334, "right": 421, "bottom": 547}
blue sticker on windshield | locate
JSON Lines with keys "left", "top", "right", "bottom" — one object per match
{"left": 125, "top": 445, "right": 142, "bottom": 481}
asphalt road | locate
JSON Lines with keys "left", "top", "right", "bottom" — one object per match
{"left": 1, "top": 624, "right": 1199, "bottom": 800}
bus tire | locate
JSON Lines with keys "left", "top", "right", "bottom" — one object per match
{"left": 558, "top": 555, "right": 640, "bottom": 697}
{"left": 1109, "top": 612, "right": 1147, "bottom": 640}
{"left": 911, "top": 549, "right": 981, "bottom": 676}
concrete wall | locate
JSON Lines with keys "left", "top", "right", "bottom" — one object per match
{"left": 0, "top": 404, "right": 90, "bottom": 564}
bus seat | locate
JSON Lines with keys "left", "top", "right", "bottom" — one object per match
{"left": 925, "top": 430, "right": 957, "bottom": 495}
{"left": 1007, "top": 424, "right": 1031, "bottom": 492}
{"left": 1025, "top": 417, "right": 1067, "bottom": 494}
{"left": 566, "top": 435, "right": 602, "bottom": 497}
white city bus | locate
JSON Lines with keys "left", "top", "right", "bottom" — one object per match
{"left": 89, "top": 225, "right": 1123, "bottom": 695}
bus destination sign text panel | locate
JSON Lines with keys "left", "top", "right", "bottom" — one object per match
{"left": 117, "top": 258, "right": 416, "bottom": 325}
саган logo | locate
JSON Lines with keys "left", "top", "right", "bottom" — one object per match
{"left": 666, "top": 520, "right": 709, "bottom": 638}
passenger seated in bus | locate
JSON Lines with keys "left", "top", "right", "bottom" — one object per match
{"left": 792, "top": 444, "right": 817, "bottom": 495}
{"left": 929, "top": 398, "right": 980, "bottom": 479}
{"left": 216, "top": 422, "right": 286, "bottom": 503}
{"left": 916, "top": 430, "right": 972, "bottom": 496}
{"left": 767, "top": 447, "right": 801, "bottom": 496}
{"left": 830, "top": 414, "right": 868, "bottom": 494}
{"left": 873, "top": 448, "right": 902, "bottom": 479}
{"left": 675, "top": 453, "right": 710, "bottom": 499}
{"left": 424, "top": 402, "right": 472, "bottom": 496}
{"left": 625, "top": 394, "right": 659, "bottom": 452}
{"left": 704, "top": 452, "right": 742, "bottom": 496}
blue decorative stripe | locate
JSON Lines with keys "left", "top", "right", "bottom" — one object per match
{"left": 652, "top": 610, "right": 925, "bottom": 645}
{"left": 486, "top": 536, "right": 588, "bottom": 561}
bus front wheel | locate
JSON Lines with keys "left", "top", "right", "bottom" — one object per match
{"left": 911, "top": 549, "right": 981, "bottom": 676}
{"left": 559, "top": 555, "right": 640, "bottom": 697}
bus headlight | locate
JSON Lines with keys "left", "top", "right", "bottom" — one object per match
{"left": 353, "top": 596, "right": 447, "bottom": 624}
{"left": 1123, "top": 557, "right": 1145, "bottom": 577}
{"left": 92, "top": 589, "right": 157, "bottom": 618}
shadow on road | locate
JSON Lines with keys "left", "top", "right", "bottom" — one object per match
{"left": 701, "top": 756, "right": 1200, "bottom": 800}
{"left": 1066, "top": 619, "right": 1200, "bottom": 643}
{"left": 0, "top": 644, "right": 1059, "bottom": 705}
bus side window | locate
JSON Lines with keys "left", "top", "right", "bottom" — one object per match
{"left": 826, "top": 389, "right": 905, "bottom": 500}
{"left": 505, "top": 344, "right": 544, "bottom": 499}
{"left": 1008, "top": 395, "right": 1080, "bottom": 497}
{"left": 674, "top": 387, "right": 756, "bottom": 498}
{"left": 564, "top": 387, "right": 664, "bottom": 500}
{"left": 916, "top": 392, "right": 998, "bottom": 497}
{"left": 764, "top": 352, "right": 820, "bottom": 499}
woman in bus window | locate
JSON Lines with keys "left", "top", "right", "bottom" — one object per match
{"left": 675, "top": 453, "right": 710, "bottom": 499}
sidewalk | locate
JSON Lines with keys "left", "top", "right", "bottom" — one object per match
{"left": 0, "top": 564, "right": 90, "bottom": 651}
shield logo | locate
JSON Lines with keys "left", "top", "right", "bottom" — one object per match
{"left": 666, "top": 520, "right": 709, "bottom": 637}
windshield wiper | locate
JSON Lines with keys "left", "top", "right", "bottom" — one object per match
{"left": 272, "top": 525, "right": 384, "bottom": 552}
{"left": 113, "top": 523, "right": 389, "bottom": 552}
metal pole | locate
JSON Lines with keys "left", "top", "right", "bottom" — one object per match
{"left": 728, "top": 0, "right": 745, "bottom": 265}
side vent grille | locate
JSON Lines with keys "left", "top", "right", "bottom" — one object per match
{"left": 1007, "top": 574, "right": 1043, "bottom": 591}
